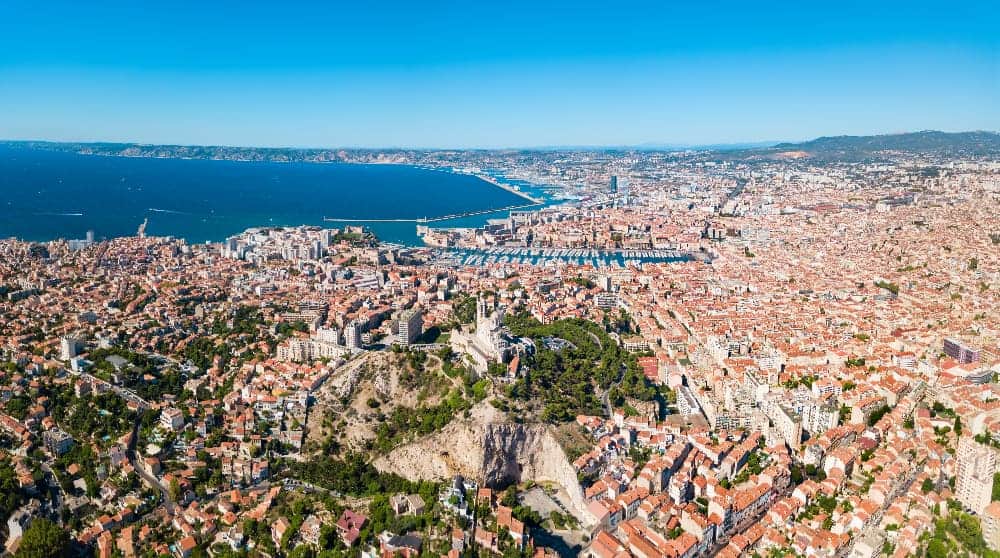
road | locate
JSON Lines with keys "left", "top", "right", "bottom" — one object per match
{"left": 126, "top": 413, "right": 174, "bottom": 515}
{"left": 38, "top": 463, "right": 65, "bottom": 523}
{"left": 79, "top": 371, "right": 150, "bottom": 410}
{"left": 836, "top": 461, "right": 923, "bottom": 558}
{"left": 707, "top": 482, "right": 793, "bottom": 556}
{"left": 601, "top": 363, "right": 625, "bottom": 416}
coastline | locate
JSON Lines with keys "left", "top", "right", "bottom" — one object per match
{"left": 323, "top": 201, "right": 542, "bottom": 224}
{"left": 0, "top": 146, "right": 556, "bottom": 246}
{"left": 469, "top": 172, "right": 543, "bottom": 205}
{"left": 64, "top": 145, "right": 548, "bottom": 207}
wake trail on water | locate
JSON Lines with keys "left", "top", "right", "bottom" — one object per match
{"left": 148, "top": 208, "right": 195, "bottom": 216}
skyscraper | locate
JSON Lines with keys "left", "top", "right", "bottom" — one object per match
{"left": 610, "top": 175, "right": 618, "bottom": 193}
{"left": 956, "top": 437, "right": 996, "bottom": 514}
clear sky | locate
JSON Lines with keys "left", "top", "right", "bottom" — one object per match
{"left": 1, "top": 1, "right": 997, "bottom": 148}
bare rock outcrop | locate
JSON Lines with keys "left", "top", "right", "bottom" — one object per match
{"left": 374, "top": 402, "right": 593, "bottom": 524}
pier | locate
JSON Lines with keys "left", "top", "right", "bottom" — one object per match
{"left": 474, "top": 174, "right": 544, "bottom": 204}
{"left": 323, "top": 202, "right": 543, "bottom": 224}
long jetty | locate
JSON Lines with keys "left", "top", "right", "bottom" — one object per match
{"left": 323, "top": 202, "right": 543, "bottom": 224}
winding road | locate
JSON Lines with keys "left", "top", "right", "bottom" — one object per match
{"left": 126, "top": 414, "right": 174, "bottom": 515}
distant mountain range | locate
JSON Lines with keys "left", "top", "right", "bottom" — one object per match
{"left": 750, "top": 130, "right": 1000, "bottom": 161}
{"left": 2, "top": 130, "right": 998, "bottom": 162}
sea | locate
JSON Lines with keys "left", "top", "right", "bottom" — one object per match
{"left": 0, "top": 145, "right": 541, "bottom": 246}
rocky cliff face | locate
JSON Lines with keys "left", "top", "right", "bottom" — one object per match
{"left": 374, "top": 403, "right": 593, "bottom": 524}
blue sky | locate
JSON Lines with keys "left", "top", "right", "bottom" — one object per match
{"left": 1, "top": 1, "right": 997, "bottom": 148}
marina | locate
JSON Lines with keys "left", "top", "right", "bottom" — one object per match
{"left": 435, "top": 247, "right": 699, "bottom": 268}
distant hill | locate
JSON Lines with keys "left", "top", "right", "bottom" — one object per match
{"left": 3, "top": 130, "right": 998, "bottom": 160}
{"left": 0, "top": 140, "right": 356, "bottom": 163}
{"left": 760, "top": 130, "right": 1000, "bottom": 161}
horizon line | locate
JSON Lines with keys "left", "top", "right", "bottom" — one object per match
{"left": 3, "top": 129, "right": 997, "bottom": 153}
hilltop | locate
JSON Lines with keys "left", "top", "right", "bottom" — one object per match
{"left": 753, "top": 130, "right": 1000, "bottom": 161}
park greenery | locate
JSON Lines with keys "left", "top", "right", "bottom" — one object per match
{"left": 447, "top": 293, "right": 478, "bottom": 327}
{"left": 50, "top": 389, "right": 135, "bottom": 445}
{"left": 88, "top": 347, "right": 191, "bottom": 401}
{"left": 13, "top": 518, "right": 70, "bottom": 558}
{"left": 920, "top": 500, "right": 1000, "bottom": 558}
{"left": 286, "top": 452, "right": 431, "bottom": 498}
{"left": 0, "top": 459, "right": 27, "bottom": 531}
{"left": 7, "top": 373, "right": 138, "bottom": 451}
{"left": 502, "top": 315, "right": 664, "bottom": 422}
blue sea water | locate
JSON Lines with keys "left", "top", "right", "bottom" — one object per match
{"left": 0, "top": 145, "right": 535, "bottom": 245}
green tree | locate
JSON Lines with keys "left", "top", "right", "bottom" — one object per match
{"left": 169, "top": 477, "right": 182, "bottom": 502}
{"left": 925, "top": 539, "right": 947, "bottom": 558}
{"left": 15, "top": 518, "right": 70, "bottom": 558}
